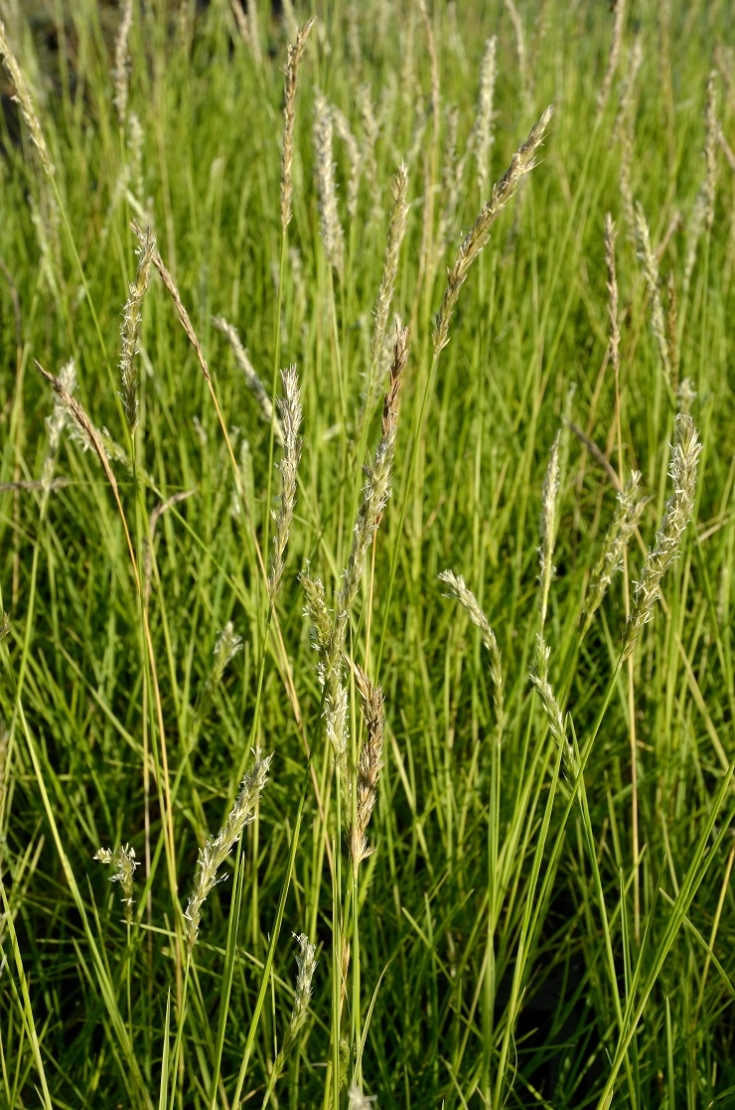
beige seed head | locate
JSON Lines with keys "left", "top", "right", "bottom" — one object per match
{"left": 597, "top": 0, "right": 626, "bottom": 118}
{"left": 113, "top": 0, "right": 134, "bottom": 127}
{"left": 280, "top": 18, "right": 315, "bottom": 233}
{"left": 538, "top": 431, "right": 561, "bottom": 629}
{"left": 350, "top": 665, "right": 385, "bottom": 874}
{"left": 604, "top": 213, "right": 621, "bottom": 380}
{"left": 530, "top": 636, "right": 577, "bottom": 776}
{"left": 622, "top": 415, "right": 701, "bottom": 661}
{"left": 634, "top": 202, "right": 672, "bottom": 385}
{"left": 370, "top": 162, "right": 409, "bottom": 392}
{"left": 474, "top": 35, "right": 497, "bottom": 198}
{"left": 120, "top": 226, "right": 155, "bottom": 436}
{"left": 0, "top": 19, "right": 54, "bottom": 177}
{"left": 314, "top": 92, "right": 345, "bottom": 276}
{"left": 94, "top": 844, "right": 139, "bottom": 926}
{"left": 339, "top": 322, "right": 409, "bottom": 617}
{"left": 332, "top": 107, "right": 362, "bottom": 221}
{"left": 582, "top": 472, "right": 648, "bottom": 635}
{"left": 268, "top": 366, "right": 303, "bottom": 600}
{"left": 212, "top": 316, "right": 282, "bottom": 444}
{"left": 184, "top": 750, "right": 272, "bottom": 951}
{"left": 433, "top": 105, "right": 553, "bottom": 355}
{"left": 438, "top": 570, "right": 504, "bottom": 740}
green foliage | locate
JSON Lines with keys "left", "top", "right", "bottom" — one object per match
{"left": 0, "top": 1, "right": 734, "bottom": 1107}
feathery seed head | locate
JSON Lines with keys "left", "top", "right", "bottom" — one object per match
{"left": 604, "top": 213, "right": 621, "bottom": 379}
{"left": 113, "top": 0, "right": 134, "bottom": 127}
{"left": 438, "top": 569, "right": 504, "bottom": 738}
{"left": 350, "top": 665, "right": 385, "bottom": 873}
{"left": 184, "top": 750, "right": 272, "bottom": 951}
{"left": 212, "top": 316, "right": 282, "bottom": 444}
{"left": 119, "top": 226, "right": 156, "bottom": 436}
{"left": 538, "top": 430, "right": 561, "bottom": 628}
{"left": 268, "top": 366, "right": 303, "bottom": 599}
{"left": 623, "top": 415, "right": 701, "bottom": 660}
{"left": 634, "top": 202, "right": 672, "bottom": 384}
{"left": 0, "top": 20, "right": 55, "bottom": 177}
{"left": 597, "top": 0, "right": 626, "bottom": 118}
{"left": 94, "top": 843, "right": 139, "bottom": 925}
{"left": 314, "top": 92, "right": 345, "bottom": 276}
{"left": 212, "top": 621, "right": 243, "bottom": 685}
{"left": 703, "top": 70, "right": 718, "bottom": 232}
{"left": 299, "top": 569, "right": 332, "bottom": 660}
{"left": 433, "top": 105, "right": 553, "bottom": 354}
{"left": 332, "top": 107, "right": 362, "bottom": 221}
{"left": 474, "top": 35, "right": 497, "bottom": 198}
{"left": 339, "top": 322, "right": 409, "bottom": 616}
{"left": 280, "top": 18, "right": 315, "bottom": 233}
{"left": 370, "top": 163, "right": 410, "bottom": 388}
{"left": 530, "top": 636, "right": 577, "bottom": 775}
{"left": 582, "top": 472, "right": 648, "bottom": 635}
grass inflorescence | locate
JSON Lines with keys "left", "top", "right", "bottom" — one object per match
{"left": 0, "top": 3, "right": 734, "bottom": 1109}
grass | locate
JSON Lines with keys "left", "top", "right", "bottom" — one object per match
{"left": 0, "top": 0, "right": 734, "bottom": 1106}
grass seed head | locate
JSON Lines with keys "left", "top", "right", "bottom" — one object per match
{"left": 433, "top": 105, "right": 553, "bottom": 355}
{"left": 0, "top": 19, "right": 55, "bottom": 177}
{"left": 280, "top": 18, "right": 315, "bottom": 233}
{"left": 268, "top": 366, "right": 303, "bottom": 600}
{"left": 94, "top": 844, "right": 139, "bottom": 925}
{"left": 438, "top": 570, "right": 504, "bottom": 738}
{"left": 634, "top": 202, "right": 672, "bottom": 384}
{"left": 113, "top": 0, "right": 134, "bottom": 128}
{"left": 538, "top": 430, "right": 561, "bottom": 628}
{"left": 314, "top": 92, "right": 345, "bottom": 277}
{"left": 350, "top": 665, "right": 385, "bottom": 873}
{"left": 184, "top": 750, "right": 272, "bottom": 952}
{"left": 119, "top": 225, "right": 155, "bottom": 436}
{"left": 623, "top": 415, "right": 702, "bottom": 661}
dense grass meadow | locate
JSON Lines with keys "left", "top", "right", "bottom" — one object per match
{"left": 1, "top": 0, "right": 735, "bottom": 1105}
